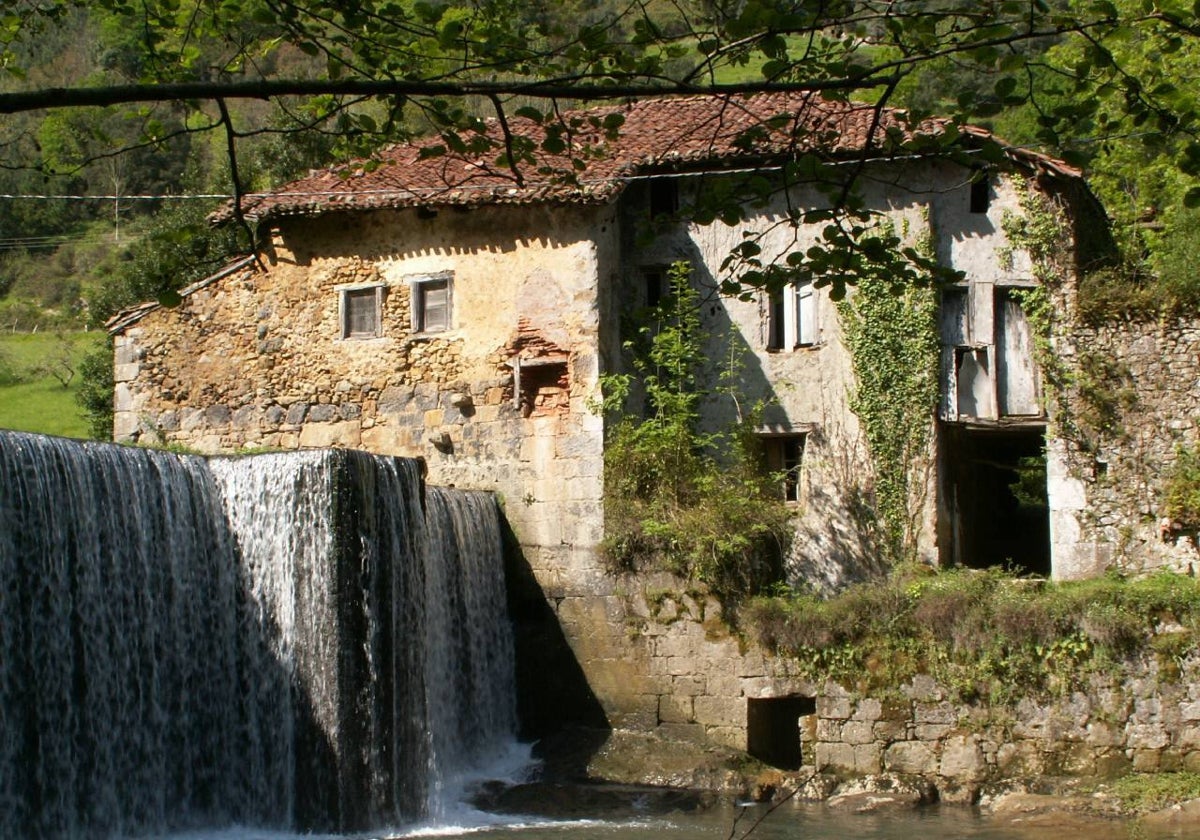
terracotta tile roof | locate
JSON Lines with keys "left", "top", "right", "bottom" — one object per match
{"left": 215, "top": 92, "right": 1080, "bottom": 224}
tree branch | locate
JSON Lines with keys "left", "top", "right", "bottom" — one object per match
{"left": 0, "top": 76, "right": 903, "bottom": 115}
{"left": 215, "top": 98, "right": 257, "bottom": 260}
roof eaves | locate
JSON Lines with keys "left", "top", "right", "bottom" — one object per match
{"left": 106, "top": 255, "right": 259, "bottom": 335}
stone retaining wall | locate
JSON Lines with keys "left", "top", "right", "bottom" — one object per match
{"left": 813, "top": 663, "right": 1200, "bottom": 798}
{"left": 587, "top": 589, "right": 1200, "bottom": 795}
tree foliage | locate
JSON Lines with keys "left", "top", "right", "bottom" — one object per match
{"left": 0, "top": 0, "right": 1198, "bottom": 435}
{"left": 0, "top": 1, "right": 1195, "bottom": 311}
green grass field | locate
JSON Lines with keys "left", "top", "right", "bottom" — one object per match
{"left": 0, "top": 331, "right": 106, "bottom": 440}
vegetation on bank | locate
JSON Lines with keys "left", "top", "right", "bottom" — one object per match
{"left": 1110, "top": 771, "right": 1200, "bottom": 813}
{"left": 745, "top": 568, "right": 1200, "bottom": 704}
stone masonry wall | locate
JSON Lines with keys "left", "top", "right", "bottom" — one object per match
{"left": 1050, "top": 317, "right": 1200, "bottom": 579}
{"left": 112, "top": 202, "right": 614, "bottom": 607}
{"left": 603, "top": 596, "right": 1200, "bottom": 795}
{"left": 815, "top": 657, "right": 1200, "bottom": 798}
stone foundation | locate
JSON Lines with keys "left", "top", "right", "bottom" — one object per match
{"left": 573, "top": 590, "right": 1200, "bottom": 793}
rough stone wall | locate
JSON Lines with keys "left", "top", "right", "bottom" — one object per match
{"left": 815, "top": 658, "right": 1200, "bottom": 796}
{"left": 112, "top": 202, "right": 613, "bottom": 587}
{"left": 605, "top": 602, "right": 1200, "bottom": 793}
{"left": 563, "top": 573, "right": 817, "bottom": 741}
{"left": 1050, "top": 317, "right": 1200, "bottom": 579}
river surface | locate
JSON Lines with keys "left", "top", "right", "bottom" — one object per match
{"left": 163, "top": 798, "right": 1200, "bottom": 840}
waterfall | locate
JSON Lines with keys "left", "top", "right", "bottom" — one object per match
{"left": 0, "top": 431, "right": 521, "bottom": 839}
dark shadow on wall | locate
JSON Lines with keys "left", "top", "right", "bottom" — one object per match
{"left": 620, "top": 211, "right": 889, "bottom": 590}
{"left": 499, "top": 516, "right": 612, "bottom": 777}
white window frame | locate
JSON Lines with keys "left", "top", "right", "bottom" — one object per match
{"left": 338, "top": 283, "right": 384, "bottom": 340}
{"left": 767, "top": 276, "right": 817, "bottom": 351}
{"left": 410, "top": 272, "right": 453, "bottom": 334}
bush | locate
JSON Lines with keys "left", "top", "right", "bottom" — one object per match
{"left": 1163, "top": 444, "right": 1200, "bottom": 528}
{"left": 75, "top": 339, "right": 115, "bottom": 441}
{"left": 599, "top": 261, "right": 792, "bottom": 605}
{"left": 745, "top": 569, "right": 1200, "bottom": 701}
{"left": 0, "top": 346, "right": 26, "bottom": 386}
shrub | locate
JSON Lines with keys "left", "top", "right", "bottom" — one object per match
{"left": 599, "top": 261, "right": 792, "bottom": 605}
{"left": 1163, "top": 443, "right": 1200, "bottom": 528}
{"left": 745, "top": 569, "right": 1200, "bottom": 702}
{"left": 0, "top": 346, "right": 25, "bottom": 386}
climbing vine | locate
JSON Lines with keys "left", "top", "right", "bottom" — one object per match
{"left": 837, "top": 216, "right": 939, "bottom": 565}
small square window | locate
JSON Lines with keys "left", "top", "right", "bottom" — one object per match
{"left": 411, "top": 274, "right": 452, "bottom": 334}
{"left": 340, "top": 285, "right": 383, "bottom": 339}
{"left": 762, "top": 434, "right": 806, "bottom": 503}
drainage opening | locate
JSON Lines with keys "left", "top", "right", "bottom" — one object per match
{"left": 746, "top": 695, "right": 816, "bottom": 770}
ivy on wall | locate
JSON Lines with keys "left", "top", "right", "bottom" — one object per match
{"left": 837, "top": 217, "right": 939, "bottom": 565}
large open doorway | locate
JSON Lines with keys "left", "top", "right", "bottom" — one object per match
{"left": 941, "top": 425, "right": 1050, "bottom": 576}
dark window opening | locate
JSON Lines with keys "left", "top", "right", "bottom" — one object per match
{"left": 767, "top": 279, "right": 816, "bottom": 350}
{"left": 747, "top": 696, "right": 816, "bottom": 770}
{"left": 510, "top": 357, "right": 570, "bottom": 418}
{"left": 941, "top": 425, "right": 1050, "bottom": 576}
{"left": 649, "top": 179, "right": 678, "bottom": 218}
{"left": 762, "top": 434, "right": 806, "bottom": 503}
{"left": 341, "top": 286, "right": 382, "bottom": 339}
{"left": 954, "top": 346, "right": 993, "bottom": 419}
{"left": 767, "top": 288, "right": 786, "bottom": 350}
{"left": 970, "top": 170, "right": 991, "bottom": 214}
{"left": 643, "top": 267, "right": 668, "bottom": 309}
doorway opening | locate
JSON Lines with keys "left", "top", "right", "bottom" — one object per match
{"left": 746, "top": 695, "right": 816, "bottom": 770}
{"left": 941, "top": 425, "right": 1050, "bottom": 576}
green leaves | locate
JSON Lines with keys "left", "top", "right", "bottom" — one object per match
{"left": 600, "top": 260, "right": 792, "bottom": 600}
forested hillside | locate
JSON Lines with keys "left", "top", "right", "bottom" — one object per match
{"left": 0, "top": 0, "right": 1196, "bottom": 438}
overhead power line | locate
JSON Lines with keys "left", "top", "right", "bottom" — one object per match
{"left": 0, "top": 193, "right": 234, "bottom": 201}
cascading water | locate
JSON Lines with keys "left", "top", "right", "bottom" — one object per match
{"left": 0, "top": 430, "right": 523, "bottom": 839}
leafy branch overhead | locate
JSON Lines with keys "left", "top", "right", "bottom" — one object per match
{"left": 2, "top": 0, "right": 1200, "bottom": 310}
{"left": 2, "top": 1, "right": 1199, "bottom": 171}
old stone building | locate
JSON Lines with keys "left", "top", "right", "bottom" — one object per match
{"left": 107, "top": 92, "right": 1198, "bottom": 751}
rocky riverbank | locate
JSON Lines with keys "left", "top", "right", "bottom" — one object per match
{"left": 484, "top": 725, "right": 1200, "bottom": 833}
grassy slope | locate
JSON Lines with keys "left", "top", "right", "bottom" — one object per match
{"left": 0, "top": 331, "right": 106, "bottom": 440}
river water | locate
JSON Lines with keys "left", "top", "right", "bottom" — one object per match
{"left": 4, "top": 432, "right": 1198, "bottom": 840}
{"left": 163, "top": 797, "right": 1200, "bottom": 840}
